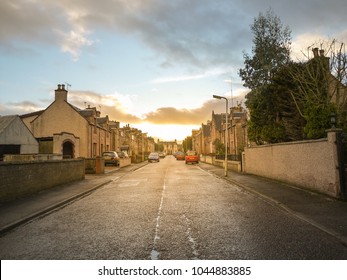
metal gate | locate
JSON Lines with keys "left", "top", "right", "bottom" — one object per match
{"left": 336, "top": 131, "right": 347, "bottom": 199}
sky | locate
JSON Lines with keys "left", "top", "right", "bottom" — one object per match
{"left": 0, "top": 0, "right": 346, "bottom": 141}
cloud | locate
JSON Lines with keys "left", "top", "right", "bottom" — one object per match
{"left": 143, "top": 99, "right": 227, "bottom": 125}
{"left": 151, "top": 69, "right": 225, "bottom": 84}
{"left": 1, "top": 0, "right": 346, "bottom": 141}
{"left": 59, "top": 88, "right": 232, "bottom": 126}
{"left": 130, "top": 0, "right": 252, "bottom": 69}
{"left": 151, "top": 73, "right": 209, "bottom": 84}
{"left": 135, "top": 123, "right": 198, "bottom": 141}
{"left": 67, "top": 90, "right": 142, "bottom": 123}
{"left": 5, "top": 85, "right": 246, "bottom": 126}
{"left": 0, "top": 0, "right": 251, "bottom": 66}
{"left": 0, "top": 1, "right": 61, "bottom": 52}
{"left": 67, "top": 90, "right": 228, "bottom": 126}
{"left": 290, "top": 32, "right": 347, "bottom": 62}
{"left": 1, "top": 0, "right": 346, "bottom": 66}
{"left": 0, "top": 101, "right": 44, "bottom": 116}
{"left": 0, "top": 1, "right": 93, "bottom": 59}
{"left": 59, "top": 28, "right": 94, "bottom": 61}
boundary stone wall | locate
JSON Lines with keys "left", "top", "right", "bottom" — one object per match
{"left": 0, "top": 159, "right": 85, "bottom": 202}
{"left": 243, "top": 130, "right": 341, "bottom": 198}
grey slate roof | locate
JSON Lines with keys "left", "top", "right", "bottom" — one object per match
{"left": 202, "top": 124, "right": 211, "bottom": 137}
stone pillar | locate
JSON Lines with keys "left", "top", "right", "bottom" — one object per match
{"left": 327, "top": 129, "right": 346, "bottom": 199}
{"left": 95, "top": 156, "right": 105, "bottom": 174}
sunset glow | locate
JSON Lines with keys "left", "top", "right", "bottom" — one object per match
{"left": 1, "top": 1, "right": 346, "bottom": 140}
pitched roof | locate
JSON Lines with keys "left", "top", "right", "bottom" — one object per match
{"left": 20, "top": 110, "right": 44, "bottom": 119}
{"left": 0, "top": 115, "right": 17, "bottom": 135}
{"left": 232, "top": 112, "right": 245, "bottom": 118}
{"left": 96, "top": 116, "right": 109, "bottom": 124}
{"left": 202, "top": 124, "right": 211, "bottom": 137}
{"left": 212, "top": 112, "right": 223, "bottom": 131}
{"left": 79, "top": 109, "right": 95, "bottom": 118}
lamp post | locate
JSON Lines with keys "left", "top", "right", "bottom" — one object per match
{"left": 232, "top": 124, "right": 237, "bottom": 160}
{"left": 213, "top": 94, "right": 228, "bottom": 177}
{"left": 141, "top": 133, "right": 145, "bottom": 162}
{"left": 330, "top": 113, "right": 336, "bottom": 129}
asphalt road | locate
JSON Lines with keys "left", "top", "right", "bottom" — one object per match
{"left": 1, "top": 156, "right": 347, "bottom": 259}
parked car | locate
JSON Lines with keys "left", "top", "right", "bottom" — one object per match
{"left": 102, "top": 151, "right": 119, "bottom": 166}
{"left": 185, "top": 150, "right": 199, "bottom": 164}
{"left": 158, "top": 152, "right": 166, "bottom": 158}
{"left": 176, "top": 151, "right": 185, "bottom": 160}
{"left": 117, "top": 151, "right": 129, "bottom": 158}
{"left": 148, "top": 152, "right": 160, "bottom": 163}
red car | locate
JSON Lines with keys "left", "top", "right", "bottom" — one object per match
{"left": 175, "top": 151, "right": 185, "bottom": 160}
{"left": 185, "top": 151, "right": 199, "bottom": 164}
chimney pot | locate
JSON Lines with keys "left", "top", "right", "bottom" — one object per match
{"left": 312, "top": 47, "right": 319, "bottom": 57}
{"left": 319, "top": 49, "right": 325, "bottom": 57}
{"left": 62, "top": 84, "right": 65, "bottom": 90}
{"left": 58, "top": 84, "right": 61, "bottom": 90}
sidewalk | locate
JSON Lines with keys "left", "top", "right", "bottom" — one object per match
{"left": 1, "top": 160, "right": 347, "bottom": 247}
{"left": 0, "top": 161, "right": 148, "bottom": 235}
{"left": 198, "top": 162, "right": 347, "bottom": 246}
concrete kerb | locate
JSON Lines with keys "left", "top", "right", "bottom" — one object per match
{"left": 0, "top": 161, "right": 149, "bottom": 236}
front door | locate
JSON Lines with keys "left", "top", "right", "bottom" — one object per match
{"left": 63, "top": 141, "right": 74, "bottom": 159}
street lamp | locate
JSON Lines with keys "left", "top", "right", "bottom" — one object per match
{"left": 213, "top": 94, "right": 228, "bottom": 177}
{"left": 330, "top": 113, "right": 336, "bottom": 129}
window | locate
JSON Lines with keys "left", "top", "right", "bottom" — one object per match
{"left": 93, "top": 143, "right": 97, "bottom": 157}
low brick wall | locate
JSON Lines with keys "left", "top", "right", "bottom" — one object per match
{"left": 84, "top": 157, "right": 105, "bottom": 174}
{"left": 0, "top": 159, "right": 85, "bottom": 203}
{"left": 84, "top": 157, "right": 130, "bottom": 173}
{"left": 214, "top": 159, "right": 242, "bottom": 172}
{"left": 119, "top": 158, "right": 131, "bottom": 168}
{"left": 199, "top": 155, "right": 242, "bottom": 172}
{"left": 243, "top": 130, "right": 341, "bottom": 198}
{"left": 199, "top": 155, "right": 215, "bottom": 165}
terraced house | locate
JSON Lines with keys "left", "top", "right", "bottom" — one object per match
{"left": 193, "top": 105, "right": 248, "bottom": 159}
{"left": 21, "top": 84, "right": 111, "bottom": 159}
{"left": 20, "top": 84, "right": 155, "bottom": 161}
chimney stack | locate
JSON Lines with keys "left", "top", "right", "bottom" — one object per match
{"left": 54, "top": 84, "right": 68, "bottom": 102}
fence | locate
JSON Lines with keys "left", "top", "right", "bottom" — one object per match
{"left": 199, "top": 155, "right": 242, "bottom": 172}
{"left": 215, "top": 154, "right": 242, "bottom": 161}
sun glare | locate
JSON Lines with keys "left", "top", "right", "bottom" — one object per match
{"left": 134, "top": 123, "right": 198, "bottom": 141}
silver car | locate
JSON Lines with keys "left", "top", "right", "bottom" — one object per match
{"left": 102, "top": 151, "right": 119, "bottom": 166}
{"left": 148, "top": 152, "right": 160, "bottom": 163}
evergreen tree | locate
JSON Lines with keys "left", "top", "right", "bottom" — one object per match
{"left": 183, "top": 136, "right": 192, "bottom": 152}
{"left": 239, "top": 9, "right": 292, "bottom": 144}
